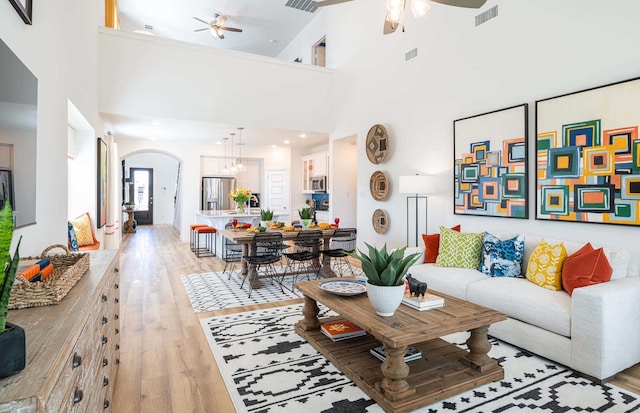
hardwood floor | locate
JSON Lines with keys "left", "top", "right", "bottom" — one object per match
{"left": 112, "top": 225, "right": 640, "bottom": 412}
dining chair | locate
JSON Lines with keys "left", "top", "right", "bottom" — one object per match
{"left": 322, "top": 228, "right": 358, "bottom": 276}
{"left": 241, "top": 232, "right": 286, "bottom": 297}
{"left": 222, "top": 223, "right": 243, "bottom": 279}
{"left": 281, "top": 230, "right": 323, "bottom": 291}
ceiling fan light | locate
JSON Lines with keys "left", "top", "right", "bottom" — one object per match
{"left": 209, "top": 26, "right": 223, "bottom": 39}
{"left": 410, "top": 0, "right": 430, "bottom": 18}
{"left": 386, "top": 0, "right": 405, "bottom": 23}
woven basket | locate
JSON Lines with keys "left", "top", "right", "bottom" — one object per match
{"left": 8, "top": 244, "right": 91, "bottom": 310}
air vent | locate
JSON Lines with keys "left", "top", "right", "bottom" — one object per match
{"left": 285, "top": 0, "right": 317, "bottom": 13}
{"left": 475, "top": 5, "right": 498, "bottom": 26}
{"left": 405, "top": 47, "right": 418, "bottom": 62}
{"left": 144, "top": 24, "right": 153, "bottom": 30}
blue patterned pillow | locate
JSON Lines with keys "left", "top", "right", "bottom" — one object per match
{"left": 479, "top": 232, "right": 525, "bottom": 277}
{"left": 68, "top": 221, "right": 79, "bottom": 252}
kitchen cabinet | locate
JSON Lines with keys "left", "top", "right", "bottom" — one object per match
{"left": 302, "top": 152, "right": 329, "bottom": 193}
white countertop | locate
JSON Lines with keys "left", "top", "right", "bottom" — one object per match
{"left": 195, "top": 210, "right": 288, "bottom": 218}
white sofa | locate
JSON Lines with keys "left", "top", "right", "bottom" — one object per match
{"left": 406, "top": 235, "right": 640, "bottom": 381}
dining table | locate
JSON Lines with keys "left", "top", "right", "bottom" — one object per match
{"left": 218, "top": 228, "right": 340, "bottom": 283}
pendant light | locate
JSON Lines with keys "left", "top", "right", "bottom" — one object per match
{"left": 222, "top": 136, "right": 230, "bottom": 174}
{"left": 236, "top": 127, "right": 244, "bottom": 170}
{"left": 229, "top": 132, "right": 237, "bottom": 173}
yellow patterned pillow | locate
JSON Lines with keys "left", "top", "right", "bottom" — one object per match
{"left": 526, "top": 240, "right": 567, "bottom": 290}
{"left": 70, "top": 213, "right": 95, "bottom": 247}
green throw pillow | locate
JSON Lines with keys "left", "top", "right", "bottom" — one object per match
{"left": 435, "top": 226, "right": 483, "bottom": 269}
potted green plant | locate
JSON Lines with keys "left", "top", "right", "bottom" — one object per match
{"left": 351, "top": 243, "right": 420, "bottom": 316}
{"left": 260, "top": 208, "right": 274, "bottom": 229}
{"left": 0, "top": 203, "right": 25, "bottom": 378}
{"left": 298, "top": 207, "right": 313, "bottom": 230}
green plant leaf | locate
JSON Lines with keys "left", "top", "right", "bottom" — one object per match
{"left": 0, "top": 203, "right": 13, "bottom": 290}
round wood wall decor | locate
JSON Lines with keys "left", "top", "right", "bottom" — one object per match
{"left": 366, "top": 124, "right": 389, "bottom": 164}
{"left": 369, "top": 171, "right": 389, "bottom": 201}
{"left": 372, "top": 209, "right": 389, "bottom": 234}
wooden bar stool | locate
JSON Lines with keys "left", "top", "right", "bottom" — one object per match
{"left": 190, "top": 224, "right": 209, "bottom": 252}
{"left": 194, "top": 226, "right": 217, "bottom": 257}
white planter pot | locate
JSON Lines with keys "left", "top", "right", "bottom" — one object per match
{"left": 366, "top": 282, "right": 406, "bottom": 317}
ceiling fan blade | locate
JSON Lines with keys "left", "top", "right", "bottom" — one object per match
{"left": 193, "top": 28, "right": 209, "bottom": 32}
{"left": 193, "top": 17, "right": 210, "bottom": 25}
{"left": 431, "top": 0, "right": 487, "bottom": 8}
{"left": 383, "top": 18, "right": 399, "bottom": 35}
{"left": 314, "top": 0, "right": 354, "bottom": 7}
{"left": 217, "top": 15, "right": 227, "bottom": 26}
{"left": 220, "top": 26, "right": 242, "bottom": 32}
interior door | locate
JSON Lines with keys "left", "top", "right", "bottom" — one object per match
{"left": 266, "top": 169, "right": 290, "bottom": 221}
{"left": 129, "top": 167, "right": 154, "bottom": 225}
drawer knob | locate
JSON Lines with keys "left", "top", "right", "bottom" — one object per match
{"left": 102, "top": 336, "right": 108, "bottom": 345}
{"left": 115, "top": 328, "right": 120, "bottom": 334}
{"left": 114, "top": 283, "right": 119, "bottom": 289}
{"left": 114, "top": 298, "right": 119, "bottom": 304}
{"left": 102, "top": 358, "right": 109, "bottom": 367}
{"left": 73, "top": 388, "right": 83, "bottom": 404}
{"left": 101, "top": 294, "right": 107, "bottom": 302}
{"left": 72, "top": 353, "right": 82, "bottom": 369}
{"left": 115, "top": 358, "right": 120, "bottom": 365}
{"left": 103, "top": 376, "right": 109, "bottom": 387}
{"left": 102, "top": 316, "right": 108, "bottom": 325}
{"left": 115, "top": 344, "right": 120, "bottom": 351}
{"left": 114, "top": 314, "right": 119, "bottom": 320}
{"left": 114, "top": 267, "right": 119, "bottom": 273}
{"left": 104, "top": 399, "right": 110, "bottom": 409}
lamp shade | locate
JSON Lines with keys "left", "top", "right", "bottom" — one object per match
{"left": 398, "top": 175, "right": 435, "bottom": 194}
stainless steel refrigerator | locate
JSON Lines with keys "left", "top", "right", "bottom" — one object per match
{"left": 201, "top": 177, "right": 236, "bottom": 211}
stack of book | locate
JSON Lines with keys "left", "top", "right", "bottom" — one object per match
{"left": 320, "top": 320, "right": 366, "bottom": 342}
{"left": 370, "top": 345, "right": 422, "bottom": 362}
{"left": 401, "top": 291, "right": 445, "bottom": 311}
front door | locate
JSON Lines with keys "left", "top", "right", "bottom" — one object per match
{"left": 129, "top": 167, "right": 153, "bottom": 225}
{"left": 266, "top": 169, "right": 290, "bottom": 221}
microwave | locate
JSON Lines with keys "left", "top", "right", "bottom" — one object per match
{"left": 311, "top": 176, "right": 326, "bottom": 192}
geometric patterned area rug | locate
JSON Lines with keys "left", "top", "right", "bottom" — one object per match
{"left": 181, "top": 270, "right": 301, "bottom": 313}
{"left": 199, "top": 304, "right": 640, "bottom": 413}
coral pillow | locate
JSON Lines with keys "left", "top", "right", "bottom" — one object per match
{"left": 526, "top": 240, "right": 567, "bottom": 291}
{"left": 421, "top": 225, "right": 460, "bottom": 263}
{"left": 562, "top": 243, "right": 612, "bottom": 295}
{"left": 69, "top": 213, "right": 96, "bottom": 247}
{"left": 435, "top": 226, "right": 483, "bottom": 269}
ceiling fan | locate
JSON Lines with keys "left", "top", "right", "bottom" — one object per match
{"left": 193, "top": 14, "right": 243, "bottom": 40}
{"left": 314, "top": 0, "right": 487, "bottom": 35}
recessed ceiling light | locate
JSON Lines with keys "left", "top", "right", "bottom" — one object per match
{"left": 284, "top": 140, "right": 291, "bottom": 144}
{"left": 300, "top": 134, "right": 307, "bottom": 138}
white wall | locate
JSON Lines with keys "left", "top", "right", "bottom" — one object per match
{"left": 324, "top": 0, "right": 640, "bottom": 256}
{"left": 1, "top": 0, "right": 99, "bottom": 255}
{"left": 331, "top": 136, "right": 357, "bottom": 229}
{"left": 277, "top": 10, "right": 329, "bottom": 66}
{"left": 125, "top": 152, "right": 179, "bottom": 225}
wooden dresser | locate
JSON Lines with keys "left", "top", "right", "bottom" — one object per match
{"left": 0, "top": 250, "right": 120, "bottom": 412}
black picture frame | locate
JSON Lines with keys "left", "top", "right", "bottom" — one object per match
{"left": 453, "top": 103, "right": 529, "bottom": 219}
{"left": 97, "top": 137, "right": 107, "bottom": 228}
{"left": 8, "top": 0, "right": 32, "bottom": 25}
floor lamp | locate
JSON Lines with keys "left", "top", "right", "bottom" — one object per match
{"left": 399, "top": 175, "right": 435, "bottom": 247}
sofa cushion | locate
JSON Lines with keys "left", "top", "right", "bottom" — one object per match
{"left": 526, "top": 240, "right": 567, "bottom": 291}
{"left": 562, "top": 243, "right": 613, "bottom": 295}
{"left": 435, "top": 227, "right": 483, "bottom": 269}
{"left": 480, "top": 232, "right": 525, "bottom": 278}
{"left": 421, "top": 224, "right": 460, "bottom": 263}
{"left": 467, "top": 277, "right": 571, "bottom": 337}
{"left": 408, "top": 263, "right": 488, "bottom": 300}
{"left": 67, "top": 221, "right": 79, "bottom": 252}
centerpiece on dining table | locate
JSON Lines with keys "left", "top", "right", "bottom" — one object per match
{"left": 228, "top": 188, "right": 255, "bottom": 214}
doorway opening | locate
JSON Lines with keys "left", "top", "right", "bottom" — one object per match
{"left": 313, "top": 36, "right": 326, "bottom": 67}
{"left": 128, "top": 167, "right": 153, "bottom": 225}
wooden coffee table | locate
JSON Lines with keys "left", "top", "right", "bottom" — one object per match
{"left": 294, "top": 278, "right": 507, "bottom": 413}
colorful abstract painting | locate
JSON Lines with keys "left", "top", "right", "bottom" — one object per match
{"left": 536, "top": 76, "right": 640, "bottom": 226}
{"left": 453, "top": 104, "right": 529, "bottom": 218}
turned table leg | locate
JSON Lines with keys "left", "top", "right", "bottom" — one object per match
{"left": 377, "top": 345, "right": 415, "bottom": 401}
{"left": 296, "top": 295, "right": 320, "bottom": 331}
{"left": 462, "top": 326, "right": 497, "bottom": 372}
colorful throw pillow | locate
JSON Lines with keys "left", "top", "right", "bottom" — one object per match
{"left": 435, "top": 226, "right": 483, "bottom": 269}
{"left": 562, "top": 243, "right": 613, "bottom": 295}
{"left": 480, "top": 232, "right": 525, "bottom": 277}
{"left": 526, "top": 240, "right": 567, "bottom": 291}
{"left": 421, "top": 225, "right": 461, "bottom": 263}
{"left": 69, "top": 213, "right": 95, "bottom": 247}
{"left": 67, "top": 221, "right": 79, "bottom": 252}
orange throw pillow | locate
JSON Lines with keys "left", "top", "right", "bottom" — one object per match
{"left": 562, "top": 243, "right": 613, "bottom": 295}
{"left": 421, "top": 225, "right": 460, "bottom": 263}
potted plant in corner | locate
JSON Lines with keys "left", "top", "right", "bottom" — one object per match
{"left": 298, "top": 207, "right": 313, "bottom": 230}
{"left": 351, "top": 243, "right": 420, "bottom": 317}
{"left": 0, "top": 202, "right": 24, "bottom": 378}
{"left": 260, "top": 208, "right": 274, "bottom": 229}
